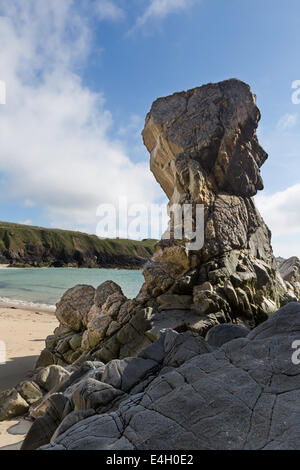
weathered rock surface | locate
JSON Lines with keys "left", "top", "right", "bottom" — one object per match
{"left": 35, "top": 79, "right": 297, "bottom": 377}
{"left": 0, "top": 388, "right": 29, "bottom": 421}
{"left": 205, "top": 323, "right": 249, "bottom": 348}
{"left": 16, "top": 381, "right": 43, "bottom": 406}
{"left": 279, "top": 257, "right": 300, "bottom": 300}
{"left": 141, "top": 79, "right": 292, "bottom": 328}
{"left": 0, "top": 379, "right": 44, "bottom": 421}
{"left": 34, "top": 365, "right": 71, "bottom": 393}
{"left": 21, "top": 303, "right": 300, "bottom": 450}
{"left": 56, "top": 285, "right": 96, "bottom": 332}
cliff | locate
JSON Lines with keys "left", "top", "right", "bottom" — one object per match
{"left": 0, "top": 221, "right": 156, "bottom": 269}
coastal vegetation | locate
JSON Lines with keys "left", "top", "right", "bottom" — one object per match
{"left": 0, "top": 221, "right": 156, "bottom": 268}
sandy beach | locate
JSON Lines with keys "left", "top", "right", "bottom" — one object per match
{"left": 0, "top": 418, "right": 32, "bottom": 450}
{"left": 0, "top": 306, "right": 58, "bottom": 449}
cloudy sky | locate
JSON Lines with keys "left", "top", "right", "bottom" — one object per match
{"left": 0, "top": 0, "right": 299, "bottom": 257}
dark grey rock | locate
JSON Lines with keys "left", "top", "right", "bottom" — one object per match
{"left": 205, "top": 323, "right": 250, "bottom": 348}
{"left": 34, "top": 303, "right": 300, "bottom": 451}
{"left": 21, "top": 394, "right": 70, "bottom": 450}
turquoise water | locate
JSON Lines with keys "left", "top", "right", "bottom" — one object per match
{"left": 0, "top": 268, "right": 144, "bottom": 307}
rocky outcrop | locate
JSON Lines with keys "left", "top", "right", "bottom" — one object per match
{"left": 35, "top": 79, "right": 298, "bottom": 374}
{"left": 15, "top": 80, "right": 299, "bottom": 447}
{"left": 36, "top": 282, "right": 151, "bottom": 368}
{"left": 141, "top": 79, "right": 292, "bottom": 328}
{"left": 21, "top": 302, "right": 300, "bottom": 450}
{"left": 279, "top": 257, "right": 300, "bottom": 299}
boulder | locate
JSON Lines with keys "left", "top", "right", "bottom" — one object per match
{"left": 205, "top": 323, "right": 250, "bottom": 348}
{"left": 16, "top": 381, "right": 43, "bottom": 405}
{"left": 87, "top": 281, "right": 124, "bottom": 323}
{"left": 69, "top": 333, "right": 83, "bottom": 351}
{"left": 35, "top": 365, "right": 71, "bottom": 392}
{"left": 56, "top": 285, "right": 95, "bottom": 331}
{"left": 94, "top": 281, "right": 123, "bottom": 309}
{"left": 0, "top": 389, "right": 29, "bottom": 421}
{"left": 35, "top": 348, "right": 55, "bottom": 369}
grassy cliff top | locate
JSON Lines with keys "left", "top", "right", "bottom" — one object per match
{"left": 0, "top": 221, "right": 157, "bottom": 257}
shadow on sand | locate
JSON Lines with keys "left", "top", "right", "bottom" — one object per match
{"left": 0, "top": 419, "right": 32, "bottom": 451}
{"left": 0, "top": 355, "right": 38, "bottom": 392}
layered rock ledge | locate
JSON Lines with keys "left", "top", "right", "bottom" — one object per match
{"left": 22, "top": 302, "right": 300, "bottom": 450}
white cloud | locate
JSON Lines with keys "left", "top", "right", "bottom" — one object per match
{"left": 133, "top": 0, "right": 197, "bottom": 31}
{"left": 276, "top": 113, "right": 298, "bottom": 131}
{"left": 256, "top": 184, "right": 300, "bottom": 259}
{"left": 19, "top": 219, "right": 32, "bottom": 226}
{"left": 94, "top": 0, "right": 124, "bottom": 22}
{"left": 0, "top": 1, "right": 161, "bottom": 236}
{"left": 256, "top": 184, "right": 300, "bottom": 237}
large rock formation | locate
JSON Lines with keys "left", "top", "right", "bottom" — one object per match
{"left": 35, "top": 79, "right": 296, "bottom": 372}
{"left": 16, "top": 79, "right": 300, "bottom": 450}
{"left": 141, "top": 78, "right": 291, "bottom": 327}
{"left": 22, "top": 302, "right": 300, "bottom": 450}
{"left": 35, "top": 282, "right": 151, "bottom": 368}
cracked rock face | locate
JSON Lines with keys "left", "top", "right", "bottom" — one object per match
{"left": 22, "top": 302, "right": 300, "bottom": 450}
{"left": 35, "top": 80, "right": 297, "bottom": 374}
{"left": 143, "top": 79, "right": 266, "bottom": 199}
{"left": 140, "top": 79, "right": 293, "bottom": 330}
{"left": 279, "top": 257, "right": 300, "bottom": 300}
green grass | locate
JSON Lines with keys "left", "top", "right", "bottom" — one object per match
{"left": 0, "top": 221, "right": 157, "bottom": 263}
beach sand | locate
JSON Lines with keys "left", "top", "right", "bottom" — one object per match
{"left": 0, "top": 418, "right": 32, "bottom": 450}
{"left": 0, "top": 306, "right": 58, "bottom": 449}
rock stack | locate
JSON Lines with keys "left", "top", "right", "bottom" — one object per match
{"left": 35, "top": 79, "right": 297, "bottom": 372}
{"left": 141, "top": 78, "right": 291, "bottom": 327}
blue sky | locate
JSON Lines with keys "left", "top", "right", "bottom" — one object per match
{"left": 0, "top": 0, "right": 299, "bottom": 257}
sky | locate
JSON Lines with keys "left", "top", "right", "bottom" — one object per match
{"left": 0, "top": 0, "right": 299, "bottom": 257}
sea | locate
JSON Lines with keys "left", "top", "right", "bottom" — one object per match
{"left": 0, "top": 267, "right": 144, "bottom": 311}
